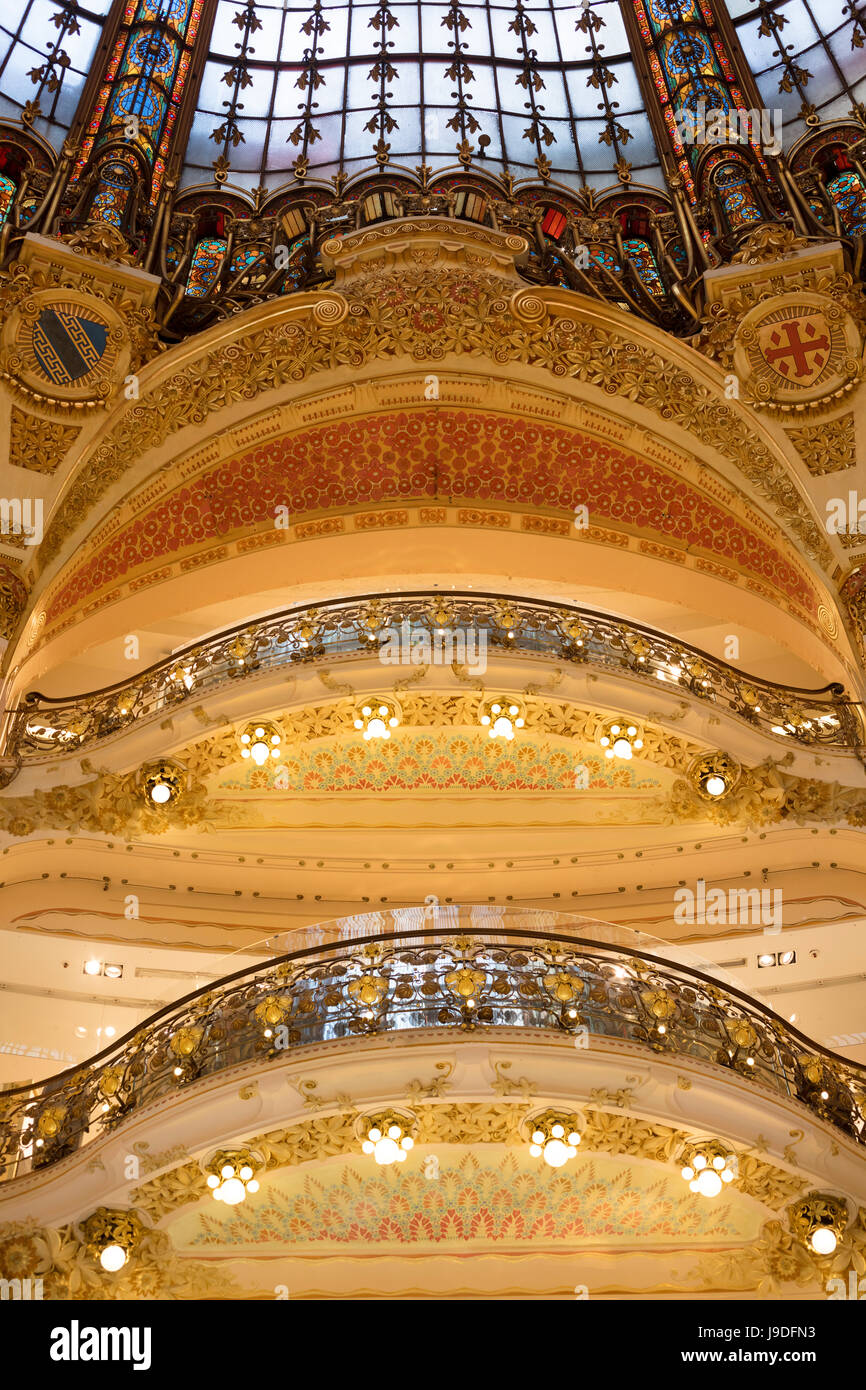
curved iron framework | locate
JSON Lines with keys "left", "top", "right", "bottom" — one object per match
{"left": 8, "top": 591, "right": 863, "bottom": 766}
{"left": 2, "top": 923, "right": 865, "bottom": 1182}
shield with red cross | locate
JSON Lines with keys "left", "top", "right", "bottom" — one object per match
{"left": 757, "top": 311, "right": 832, "bottom": 386}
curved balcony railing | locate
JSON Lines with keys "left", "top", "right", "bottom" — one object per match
{"left": 6, "top": 592, "right": 863, "bottom": 768}
{"left": 1, "top": 924, "right": 864, "bottom": 1182}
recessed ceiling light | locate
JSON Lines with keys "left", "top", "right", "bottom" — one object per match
{"left": 104, "top": 964, "right": 123, "bottom": 979}
{"left": 757, "top": 953, "right": 776, "bottom": 968}
{"left": 83, "top": 959, "right": 103, "bottom": 976}
{"left": 778, "top": 950, "right": 796, "bottom": 966}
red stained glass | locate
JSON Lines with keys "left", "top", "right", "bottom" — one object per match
{"left": 712, "top": 36, "right": 735, "bottom": 82}
{"left": 632, "top": 1, "right": 652, "bottom": 45}
{"left": 648, "top": 52, "right": 668, "bottom": 103}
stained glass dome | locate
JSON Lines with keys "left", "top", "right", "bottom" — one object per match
{"left": 1, "top": 0, "right": 864, "bottom": 198}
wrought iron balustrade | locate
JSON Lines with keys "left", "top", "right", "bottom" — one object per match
{"left": 7, "top": 593, "right": 863, "bottom": 766}
{"left": 1, "top": 925, "right": 864, "bottom": 1182}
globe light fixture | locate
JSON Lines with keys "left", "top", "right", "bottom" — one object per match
{"left": 679, "top": 1140, "right": 737, "bottom": 1197}
{"left": 789, "top": 1193, "right": 849, "bottom": 1258}
{"left": 354, "top": 700, "right": 401, "bottom": 740}
{"left": 238, "top": 721, "right": 282, "bottom": 764}
{"left": 204, "top": 1149, "right": 262, "bottom": 1204}
{"left": 598, "top": 721, "right": 643, "bottom": 760}
{"left": 525, "top": 1111, "right": 583, "bottom": 1168}
{"left": 99, "top": 1244, "right": 128, "bottom": 1272}
{"left": 81, "top": 1207, "right": 146, "bottom": 1276}
{"left": 359, "top": 1111, "right": 417, "bottom": 1164}
{"left": 479, "top": 696, "right": 525, "bottom": 740}
{"left": 141, "top": 760, "right": 186, "bottom": 806}
{"left": 691, "top": 752, "right": 740, "bottom": 802}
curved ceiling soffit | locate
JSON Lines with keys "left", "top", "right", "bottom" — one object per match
{"left": 3, "top": 693, "right": 866, "bottom": 843}
{"left": 28, "top": 398, "right": 840, "bottom": 659}
{"left": 12, "top": 275, "right": 845, "bottom": 646}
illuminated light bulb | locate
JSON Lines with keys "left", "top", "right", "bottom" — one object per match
{"left": 612, "top": 738, "right": 632, "bottom": 759}
{"left": 810, "top": 1227, "right": 837, "bottom": 1256}
{"left": 397, "top": 1150, "right": 407, "bottom": 1162}
{"left": 530, "top": 1144, "right": 542, "bottom": 1157}
{"left": 722, "top": 1169, "right": 734, "bottom": 1183}
{"left": 264, "top": 1028, "right": 272, "bottom": 1038}
{"left": 599, "top": 736, "right": 609, "bottom": 747}
{"left": 206, "top": 1174, "right": 220, "bottom": 1188}
{"left": 239, "top": 1166, "right": 253, "bottom": 1181}
{"left": 364, "top": 718, "right": 389, "bottom": 739}
{"left": 250, "top": 741, "right": 269, "bottom": 764}
{"left": 246, "top": 1179, "right": 259, "bottom": 1193}
{"left": 693, "top": 1154, "right": 707, "bottom": 1171}
{"left": 633, "top": 739, "right": 643, "bottom": 750}
{"left": 271, "top": 734, "right": 281, "bottom": 744}
{"left": 658, "top": 1024, "right": 666, "bottom": 1035}
{"left": 100, "top": 1245, "right": 127, "bottom": 1273}
{"left": 746, "top": 1056, "right": 755, "bottom": 1067}
{"left": 509, "top": 705, "right": 519, "bottom": 716}
{"left": 681, "top": 1166, "right": 695, "bottom": 1182}
{"left": 173, "top": 1067, "right": 182, "bottom": 1077}
{"left": 695, "top": 1168, "right": 723, "bottom": 1198}
{"left": 368, "top": 1128, "right": 382, "bottom": 1142}
{"left": 389, "top": 716, "right": 399, "bottom": 727}
{"left": 551, "top": 1124, "right": 565, "bottom": 1139}
{"left": 104, "top": 1026, "right": 116, "bottom": 1038}
{"left": 373, "top": 1137, "right": 401, "bottom": 1166}
{"left": 532, "top": 1131, "right": 545, "bottom": 1145}
{"left": 84, "top": 959, "right": 102, "bottom": 976}
{"left": 491, "top": 704, "right": 501, "bottom": 714}
{"left": 362, "top": 1140, "right": 375, "bottom": 1154}
{"left": 712, "top": 1156, "right": 726, "bottom": 1170}
{"left": 627, "top": 726, "right": 637, "bottom": 737}
{"left": 611, "top": 725, "right": 620, "bottom": 736}
{"left": 567, "top": 1132, "right": 581, "bottom": 1146}
{"left": 221, "top": 1164, "right": 235, "bottom": 1179}
{"left": 705, "top": 775, "right": 726, "bottom": 797}
{"left": 150, "top": 782, "right": 171, "bottom": 804}
{"left": 353, "top": 719, "right": 364, "bottom": 730}
{"left": 219, "top": 1178, "right": 246, "bottom": 1205}
{"left": 387, "top": 1125, "right": 401, "bottom": 1140}
{"left": 543, "top": 1139, "right": 572, "bottom": 1169}
{"left": 240, "top": 733, "right": 251, "bottom": 744}
{"left": 491, "top": 716, "right": 514, "bottom": 739}
{"left": 401, "top": 1136, "right": 414, "bottom": 1150}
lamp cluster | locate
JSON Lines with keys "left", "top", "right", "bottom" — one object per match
{"left": 204, "top": 1150, "right": 262, "bottom": 1205}
{"left": 359, "top": 1112, "right": 416, "bottom": 1165}
{"left": 679, "top": 1140, "right": 737, "bottom": 1198}
{"left": 239, "top": 721, "right": 282, "bottom": 764}
{"left": 479, "top": 697, "right": 525, "bottom": 740}
{"left": 526, "top": 1111, "right": 583, "bottom": 1169}
{"left": 354, "top": 700, "right": 401, "bottom": 740}
{"left": 599, "top": 720, "right": 643, "bottom": 760}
